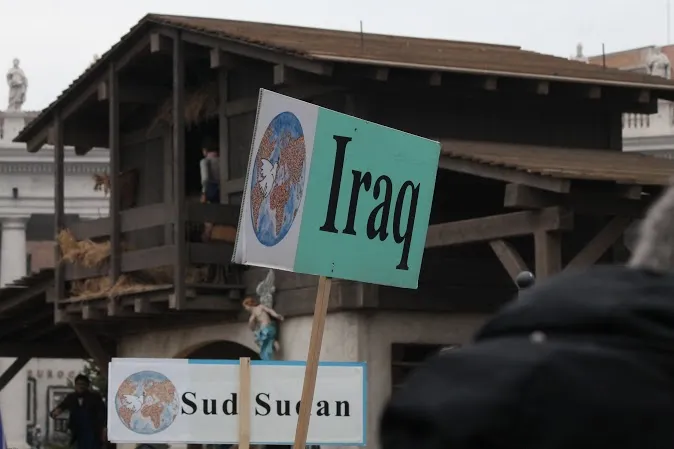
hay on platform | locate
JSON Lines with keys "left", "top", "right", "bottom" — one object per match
{"left": 150, "top": 82, "right": 218, "bottom": 132}
{"left": 57, "top": 229, "right": 111, "bottom": 267}
{"left": 59, "top": 229, "right": 210, "bottom": 299}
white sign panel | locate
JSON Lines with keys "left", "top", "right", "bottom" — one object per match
{"left": 107, "top": 358, "right": 366, "bottom": 446}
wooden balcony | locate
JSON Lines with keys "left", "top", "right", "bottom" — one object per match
{"left": 56, "top": 201, "right": 245, "bottom": 322}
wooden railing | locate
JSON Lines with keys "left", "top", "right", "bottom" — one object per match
{"left": 64, "top": 202, "right": 241, "bottom": 281}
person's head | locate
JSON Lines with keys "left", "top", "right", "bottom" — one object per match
{"left": 12, "top": 58, "right": 19, "bottom": 68}
{"left": 243, "top": 296, "right": 259, "bottom": 311}
{"left": 202, "top": 137, "right": 218, "bottom": 156}
{"left": 74, "top": 374, "right": 91, "bottom": 395}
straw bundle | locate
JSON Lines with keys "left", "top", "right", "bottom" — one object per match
{"left": 150, "top": 82, "right": 218, "bottom": 132}
{"left": 57, "top": 229, "right": 210, "bottom": 300}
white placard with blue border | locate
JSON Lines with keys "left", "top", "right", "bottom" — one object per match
{"left": 107, "top": 357, "right": 366, "bottom": 446}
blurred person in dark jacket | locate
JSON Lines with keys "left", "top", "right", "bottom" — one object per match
{"left": 379, "top": 186, "right": 674, "bottom": 449}
{"left": 50, "top": 374, "right": 106, "bottom": 449}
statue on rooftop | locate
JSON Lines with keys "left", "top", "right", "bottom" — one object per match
{"left": 6, "top": 58, "right": 27, "bottom": 111}
{"left": 647, "top": 46, "right": 671, "bottom": 79}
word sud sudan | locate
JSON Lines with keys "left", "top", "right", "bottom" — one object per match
{"left": 181, "top": 391, "right": 352, "bottom": 417}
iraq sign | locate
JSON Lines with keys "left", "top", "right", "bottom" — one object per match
{"left": 107, "top": 358, "right": 366, "bottom": 446}
{"left": 232, "top": 89, "right": 440, "bottom": 288}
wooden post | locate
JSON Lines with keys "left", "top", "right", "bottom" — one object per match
{"left": 172, "top": 32, "right": 187, "bottom": 309}
{"left": 534, "top": 230, "right": 562, "bottom": 280}
{"left": 109, "top": 63, "right": 121, "bottom": 282}
{"left": 293, "top": 276, "right": 332, "bottom": 449}
{"left": 71, "top": 325, "right": 111, "bottom": 377}
{"left": 53, "top": 112, "right": 65, "bottom": 312}
{"left": 218, "top": 68, "right": 230, "bottom": 204}
{"left": 238, "top": 357, "right": 251, "bottom": 449}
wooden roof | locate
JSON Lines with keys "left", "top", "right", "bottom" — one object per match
{"left": 15, "top": 13, "right": 674, "bottom": 145}
{"left": 441, "top": 140, "right": 674, "bottom": 186}
{"left": 154, "top": 14, "right": 674, "bottom": 89}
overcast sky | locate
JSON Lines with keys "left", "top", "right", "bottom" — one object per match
{"left": 0, "top": 0, "right": 671, "bottom": 111}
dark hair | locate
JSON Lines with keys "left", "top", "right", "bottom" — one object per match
{"left": 74, "top": 374, "right": 90, "bottom": 385}
{"left": 202, "top": 136, "right": 218, "bottom": 153}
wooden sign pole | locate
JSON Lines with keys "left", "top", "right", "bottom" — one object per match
{"left": 293, "top": 275, "right": 333, "bottom": 449}
{"left": 239, "top": 357, "right": 251, "bottom": 449}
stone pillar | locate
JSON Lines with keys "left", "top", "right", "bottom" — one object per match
{"left": 0, "top": 217, "right": 28, "bottom": 287}
{"left": 0, "top": 358, "right": 29, "bottom": 449}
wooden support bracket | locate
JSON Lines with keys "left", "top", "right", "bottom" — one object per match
{"left": 565, "top": 216, "right": 633, "bottom": 270}
{"left": 70, "top": 325, "right": 112, "bottom": 377}
{"left": 150, "top": 33, "right": 172, "bottom": 53}
{"left": 98, "top": 81, "right": 168, "bottom": 104}
{"left": 0, "top": 356, "right": 30, "bottom": 392}
{"left": 489, "top": 239, "right": 530, "bottom": 283}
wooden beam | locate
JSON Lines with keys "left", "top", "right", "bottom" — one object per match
{"left": 0, "top": 309, "right": 51, "bottom": 339}
{"left": 482, "top": 76, "right": 498, "bottom": 91}
{"left": 566, "top": 216, "right": 633, "bottom": 270}
{"left": 534, "top": 81, "right": 550, "bottom": 95}
{"left": 368, "top": 67, "right": 389, "bottom": 82}
{"left": 26, "top": 127, "right": 48, "bottom": 153}
{"left": 53, "top": 112, "right": 66, "bottom": 316}
{"left": 0, "top": 356, "right": 30, "bottom": 391}
{"left": 224, "top": 85, "right": 345, "bottom": 117}
{"left": 273, "top": 64, "right": 308, "bottom": 85}
{"left": 168, "top": 293, "right": 240, "bottom": 311}
{"left": 70, "top": 325, "right": 112, "bottom": 376}
{"left": 109, "top": 64, "right": 121, "bottom": 284}
{"left": 49, "top": 126, "right": 108, "bottom": 148}
{"left": 0, "top": 342, "right": 89, "bottom": 358}
{"left": 188, "top": 242, "right": 234, "bottom": 265}
{"left": 504, "top": 184, "right": 648, "bottom": 217}
{"left": 637, "top": 89, "right": 651, "bottom": 103}
{"left": 489, "top": 240, "right": 529, "bottom": 283}
{"left": 97, "top": 81, "right": 168, "bottom": 104}
{"left": 210, "top": 49, "right": 244, "bottom": 69}
{"left": 82, "top": 303, "right": 105, "bottom": 320}
{"left": 534, "top": 231, "right": 562, "bottom": 280}
{"left": 107, "top": 299, "right": 133, "bottom": 317}
{"left": 587, "top": 86, "right": 601, "bottom": 99}
{"left": 429, "top": 72, "right": 442, "bottom": 86}
{"left": 172, "top": 27, "right": 334, "bottom": 76}
{"left": 134, "top": 297, "right": 161, "bottom": 314}
{"left": 69, "top": 203, "right": 174, "bottom": 240}
{"left": 439, "top": 156, "right": 571, "bottom": 193}
{"left": 150, "top": 32, "right": 172, "bottom": 53}
{"left": 218, "top": 66, "right": 230, "bottom": 204}
{"left": 425, "top": 207, "right": 573, "bottom": 248}
{"left": 173, "top": 33, "right": 187, "bottom": 310}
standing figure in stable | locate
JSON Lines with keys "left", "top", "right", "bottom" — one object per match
{"left": 200, "top": 138, "right": 220, "bottom": 204}
{"left": 243, "top": 296, "right": 284, "bottom": 360}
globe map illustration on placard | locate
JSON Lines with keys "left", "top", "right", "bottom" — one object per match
{"left": 115, "top": 371, "right": 180, "bottom": 435}
{"left": 250, "top": 111, "right": 307, "bottom": 247}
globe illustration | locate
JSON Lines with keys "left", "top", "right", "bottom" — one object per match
{"left": 249, "top": 111, "right": 307, "bottom": 247}
{"left": 115, "top": 371, "right": 180, "bottom": 435}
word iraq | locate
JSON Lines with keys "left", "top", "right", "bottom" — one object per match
{"left": 181, "top": 392, "right": 351, "bottom": 417}
{"left": 320, "top": 135, "right": 421, "bottom": 270}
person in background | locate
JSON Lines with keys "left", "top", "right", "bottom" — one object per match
{"left": 200, "top": 138, "right": 220, "bottom": 204}
{"left": 50, "top": 374, "right": 106, "bottom": 449}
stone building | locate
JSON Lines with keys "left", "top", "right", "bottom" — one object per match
{"left": 586, "top": 44, "right": 674, "bottom": 156}
{"left": 0, "top": 59, "right": 108, "bottom": 449}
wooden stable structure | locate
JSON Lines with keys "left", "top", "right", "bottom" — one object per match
{"left": 8, "top": 14, "right": 674, "bottom": 388}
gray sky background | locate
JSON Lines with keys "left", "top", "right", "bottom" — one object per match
{"left": 0, "top": 0, "right": 671, "bottom": 111}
